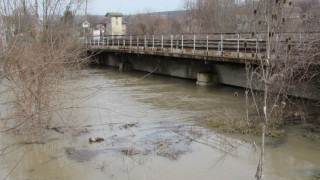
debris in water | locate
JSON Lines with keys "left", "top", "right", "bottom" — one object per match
{"left": 121, "top": 148, "right": 134, "bottom": 155}
{"left": 89, "top": 137, "right": 104, "bottom": 143}
{"left": 120, "top": 123, "right": 138, "bottom": 130}
{"left": 21, "top": 141, "right": 46, "bottom": 145}
{"left": 64, "top": 147, "right": 105, "bottom": 162}
{"left": 157, "top": 149, "right": 187, "bottom": 160}
{"left": 73, "top": 128, "right": 89, "bottom": 136}
{"left": 120, "top": 148, "right": 151, "bottom": 156}
{"left": 65, "top": 147, "right": 76, "bottom": 155}
{"left": 50, "top": 127, "right": 67, "bottom": 134}
{"left": 155, "top": 140, "right": 172, "bottom": 148}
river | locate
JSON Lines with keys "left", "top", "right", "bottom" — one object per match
{"left": 0, "top": 66, "right": 319, "bottom": 180}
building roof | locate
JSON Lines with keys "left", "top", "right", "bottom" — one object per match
{"left": 105, "top": 12, "right": 123, "bottom": 17}
{"left": 97, "top": 17, "right": 108, "bottom": 24}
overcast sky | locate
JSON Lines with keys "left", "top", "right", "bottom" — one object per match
{"left": 88, "top": 0, "right": 185, "bottom": 15}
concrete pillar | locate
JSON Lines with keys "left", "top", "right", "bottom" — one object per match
{"left": 118, "top": 62, "right": 132, "bottom": 71}
{"left": 196, "top": 73, "right": 218, "bottom": 86}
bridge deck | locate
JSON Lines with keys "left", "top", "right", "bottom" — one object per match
{"left": 84, "top": 33, "right": 319, "bottom": 65}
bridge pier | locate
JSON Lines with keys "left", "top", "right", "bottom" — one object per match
{"left": 118, "top": 62, "right": 132, "bottom": 71}
{"left": 196, "top": 73, "right": 218, "bottom": 86}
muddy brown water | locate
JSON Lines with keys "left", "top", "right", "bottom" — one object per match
{"left": 0, "top": 66, "right": 319, "bottom": 180}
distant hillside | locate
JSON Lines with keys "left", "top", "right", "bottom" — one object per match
{"left": 140, "top": 10, "right": 187, "bottom": 17}
{"left": 76, "top": 10, "right": 188, "bottom": 25}
{"left": 86, "top": 10, "right": 187, "bottom": 18}
{"left": 123, "top": 10, "right": 187, "bottom": 20}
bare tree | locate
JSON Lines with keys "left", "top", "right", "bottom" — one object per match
{"left": 0, "top": 0, "right": 88, "bottom": 132}
{"left": 127, "top": 12, "right": 169, "bottom": 35}
{"left": 184, "top": 0, "right": 239, "bottom": 33}
{"left": 296, "top": 0, "right": 320, "bottom": 32}
{"left": 248, "top": 0, "right": 320, "bottom": 179}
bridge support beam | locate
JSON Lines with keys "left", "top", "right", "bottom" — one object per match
{"left": 196, "top": 73, "right": 218, "bottom": 86}
{"left": 118, "top": 62, "right": 132, "bottom": 71}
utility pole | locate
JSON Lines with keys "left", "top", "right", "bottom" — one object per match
{"left": 83, "top": 0, "right": 89, "bottom": 37}
{"left": 0, "top": 0, "right": 7, "bottom": 47}
{"left": 85, "top": 0, "right": 88, "bottom": 21}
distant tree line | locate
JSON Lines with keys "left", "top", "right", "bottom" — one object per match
{"left": 125, "top": 0, "right": 320, "bottom": 35}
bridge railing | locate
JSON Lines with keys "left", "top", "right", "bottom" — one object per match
{"left": 82, "top": 32, "right": 319, "bottom": 60}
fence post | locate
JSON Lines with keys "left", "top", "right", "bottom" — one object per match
{"left": 130, "top": 35, "right": 132, "bottom": 49}
{"left": 193, "top": 34, "right": 196, "bottom": 55}
{"left": 182, "top": 35, "right": 184, "bottom": 53}
{"left": 161, "top": 35, "right": 163, "bottom": 51}
{"left": 144, "top": 35, "right": 147, "bottom": 49}
{"left": 237, "top": 34, "right": 240, "bottom": 58}
{"left": 220, "top": 34, "right": 223, "bottom": 56}
{"left": 152, "top": 35, "right": 154, "bottom": 51}
{"left": 176, "top": 38, "right": 179, "bottom": 49}
{"left": 117, "top": 37, "right": 119, "bottom": 48}
{"left": 171, "top": 35, "right": 173, "bottom": 53}
{"left": 112, "top": 36, "right": 114, "bottom": 49}
{"left": 98, "top": 38, "right": 100, "bottom": 47}
{"left": 256, "top": 37, "right": 258, "bottom": 58}
{"left": 206, "top": 35, "right": 209, "bottom": 55}
{"left": 107, "top": 36, "right": 109, "bottom": 47}
{"left": 123, "top": 37, "right": 126, "bottom": 49}
{"left": 137, "top": 36, "right": 139, "bottom": 51}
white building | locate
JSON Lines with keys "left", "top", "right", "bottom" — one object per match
{"left": 103, "top": 12, "right": 126, "bottom": 36}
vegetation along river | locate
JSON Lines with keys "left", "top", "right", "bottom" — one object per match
{"left": 0, "top": 66, "right": 319, "bottom": 180}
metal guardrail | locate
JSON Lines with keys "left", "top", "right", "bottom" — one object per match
{"left": 82, "top": 33, "right": 320, "bottom": 60}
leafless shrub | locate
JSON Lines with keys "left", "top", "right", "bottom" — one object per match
{"left": 0, "top": 0, "right": 88, "bottom": 132}
{"left": 127, "top": 12, "right": 169, "bottom": 35}
{"left": 184, "top": 0, "right": 240, "bottom": 33}
{"left": 247, "top": 0, "right": 320, "bottom": 179}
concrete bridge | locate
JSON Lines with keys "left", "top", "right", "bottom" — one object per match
{"left": 85, "top": 33, "right": 320, "bottom": 99}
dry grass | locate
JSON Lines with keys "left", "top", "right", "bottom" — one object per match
{"left": 204, "top": 109, "right": 285, "bottom": 137}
